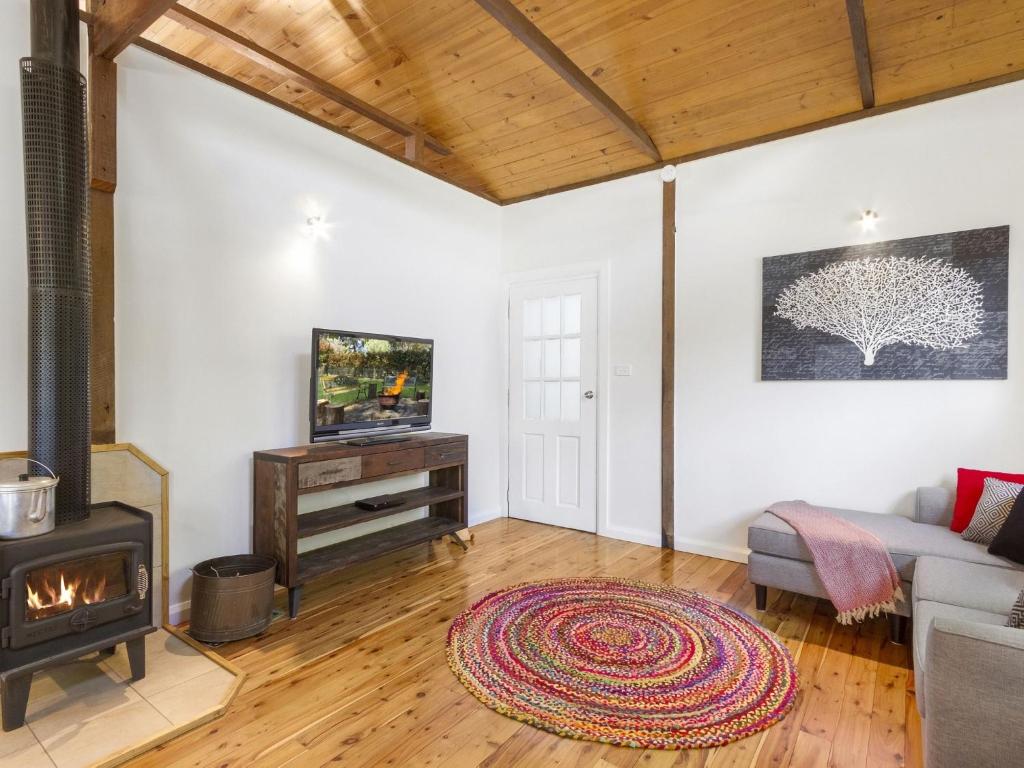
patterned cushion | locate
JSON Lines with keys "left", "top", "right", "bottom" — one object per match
{"left": 989, "top": 491, "right": 1024, "bottom": 565}
{"left": 963, "top": 477, "right": 1024, "bottom": 545}
{"left": 1008, "top": 589, "right": 1024, "bottom": 629}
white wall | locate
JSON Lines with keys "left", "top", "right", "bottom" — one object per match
{"left": 674, "top": 81, "right": 1024, "bottom": 560}
{"left": 114, "top": 49, "right": 503, "bottom": 613}
{"left": 0, "top": 2, "right": 30, "bottom": 449}
{"left": 501, "top": 174, "right": 663, "bottom": 545}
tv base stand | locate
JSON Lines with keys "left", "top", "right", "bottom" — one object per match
{"left": 253, "top": 433, "right": 469, "bottom": 618}
{"left": 343, "top": 434, "right": 413, "bottom": 447}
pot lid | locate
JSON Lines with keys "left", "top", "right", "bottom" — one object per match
{"left": 0, "top": 459, "right": 59, "bottom": 491}
{"left": 0, "top": 474, "right": 59, "bottom": 492}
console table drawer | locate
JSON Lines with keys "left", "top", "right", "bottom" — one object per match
{"left": 362, "top": 448, "right": 424, "bottom": 478}
{"left": 298, "top": 457, "right": 362, "bottom": 489}
{"left": 424, "top": 444, "right": 467, "bottom": 467}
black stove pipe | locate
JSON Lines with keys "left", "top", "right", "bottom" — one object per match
{"left": 30, "top": 0, "right": 79, "bottom": 68}
{"left": 22, "top": 0, "right": 92, "bottom": 525}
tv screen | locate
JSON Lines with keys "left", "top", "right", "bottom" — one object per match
{"left": 310, "top": 329, "right": 433, "bottom": 440}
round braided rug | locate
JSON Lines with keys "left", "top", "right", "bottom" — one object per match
{"left": 446, "top": 578, "right": 798, "bottom": 750}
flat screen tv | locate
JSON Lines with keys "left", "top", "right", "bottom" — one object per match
{"left": 310, "top": 329, "right": 434, "bottom": 442}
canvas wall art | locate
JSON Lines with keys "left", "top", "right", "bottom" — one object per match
{"left": 761, "top": 226, "right": 1009, "bottom": 380}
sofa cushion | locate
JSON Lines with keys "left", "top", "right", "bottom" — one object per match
{"left": 1009, "top": 590, "right": 1024, "bottom": 629}
{"left": 748, "top": 508, "right": 1022, "bottom": 580}
{"left": 912, "top": 600, "right": 1008, "bottom": 717}
{"left": 748, "top": 552, "right": 912, "bottom": 616}
{"left": 953, "top": 467, "right": 1024, "bottom": 533}
{"left": 912, "top": 556, "right": 1024, "bottom": 616}
{"left": 915, "top": 486, "right": 954, "bottom": 527}
{"left": 988, "top": 490, "right": 1024, "bottom": 565}
{"left": 961, "top": 477, "right": 1024, "bottom": 545}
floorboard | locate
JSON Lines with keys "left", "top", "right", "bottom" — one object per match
{"left": 122, "top": 518, "right": 921, "bottom": 768}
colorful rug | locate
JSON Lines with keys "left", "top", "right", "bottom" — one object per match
{"left": 446, "top": 578, "right": 798, "bottom": 750}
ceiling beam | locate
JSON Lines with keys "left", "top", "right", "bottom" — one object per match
{"left": 845, "top": 0, "right": 875, "bottom": 109}
{"left": 164, "top": 4, "right": 450, "bottom": 157}
{"left": 473, "top": 0, "right": 661, "bottom": 162}
{"left": 128, "top": 38, "right": 496, "bottom": 204}
{"left": 404, "top": 132, "right": 425, "bottom": 163}
{"left": 89, "top": 0, "right": 177, "bottom": 59}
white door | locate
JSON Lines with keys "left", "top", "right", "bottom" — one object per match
{"left": 508, "top": 276, "right": 598, "bottom": 532}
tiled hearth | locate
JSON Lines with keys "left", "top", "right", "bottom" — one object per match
{"left": 0, "top": 630, "right": 239, "bottom": 768}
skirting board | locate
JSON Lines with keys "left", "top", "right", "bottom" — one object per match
{"left": 170, "top": 600, "right": 191, "bottom": 626}
{"left": 600, "top": 524, "right": 662, "bottom": 548}
{"left": 469, "top": 508, "right": 504, "bottom": 527}
{"left": 673, "top": 537, "right": 750, "bottom": 564}
{"left": 600, "top": 526, "right": 750, "bottom": 561}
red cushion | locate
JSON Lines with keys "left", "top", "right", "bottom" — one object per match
{"left": 952, "top": 467, "right": 1024, "bottom": 532}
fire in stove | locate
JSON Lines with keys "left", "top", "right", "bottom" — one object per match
{"left": 23, "top": 554, "right": 129, "bottom": 622}
{"left": 26, "top": 573, "right": 106, "bottom": 620}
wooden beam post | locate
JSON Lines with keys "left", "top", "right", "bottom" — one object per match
{"left": 845, "top": 0, "right": 875, "bottom": 109}
{"left": 89, "top": 0, "right": 177, "bottom": 59}
{"left": 474, "top": 0, "right": 661, "bottom": 162}
{"left": 89, "top": 186, "right": 116, "bottom": 445}
{"left": 661, "top": 174, "right": 676, "bottom": 549}
{"left": 89, "top": 53, "right": 116, "bottom": 192}
{"left": 88, "top": 4, "right": 118, "bottom": 444}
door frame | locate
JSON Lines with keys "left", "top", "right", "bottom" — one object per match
{"left": 501, "top": 262, "right": 610, "bottom": 537}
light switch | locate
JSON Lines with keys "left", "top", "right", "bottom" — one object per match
{"left": 614, "top": 365, "right": 632, "bottom": 376}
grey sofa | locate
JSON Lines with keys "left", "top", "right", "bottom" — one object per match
{"left": 747, "top": 487, "right": 1024, "bottom": 768}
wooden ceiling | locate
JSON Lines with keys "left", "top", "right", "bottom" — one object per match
{"left": 112, "top": 0, "right": 1024, "bottom": 203}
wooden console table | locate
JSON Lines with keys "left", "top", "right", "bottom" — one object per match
{"left": 253, "top": 433, "right": 468, "bottom": 617}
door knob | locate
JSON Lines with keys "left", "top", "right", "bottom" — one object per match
{"left": 584, "top": 391, "right": 595, "bottom": 399}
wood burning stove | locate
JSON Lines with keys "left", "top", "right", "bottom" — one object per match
{"left": 0, "top": 0, "right": 156, "bottom": 731}
{"left": 0, "top": 503, "right": 154, "bottom": 731}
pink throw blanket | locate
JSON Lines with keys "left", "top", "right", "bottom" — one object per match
{"left": 767, "top": 501, "right": 904, "bottom": 625}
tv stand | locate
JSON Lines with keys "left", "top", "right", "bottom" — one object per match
{"left": 343, "top": 434, "right": 413, "bottom": 447}
{"left": 253, "top": 433, "right": 469, "bottom": 618}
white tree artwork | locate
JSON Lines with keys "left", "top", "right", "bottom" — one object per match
{"left": 774, "top": 256, "right": 984, "bottom": 366}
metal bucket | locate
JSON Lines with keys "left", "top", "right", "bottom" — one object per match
{"left": 189, "top": 555, "right": 277, "bottom": 644}
{"left": 0, "top": 459, "right": 58, "bottom": 539}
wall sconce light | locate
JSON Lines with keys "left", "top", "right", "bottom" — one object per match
{"left": 304, "top": 214, "right": 330, "bottom": 240}
{"left": 660, "top": 165, "right": 677, "bottom": 183}
{"left": 859, "top": 209, "right": 880, "bottom": 232}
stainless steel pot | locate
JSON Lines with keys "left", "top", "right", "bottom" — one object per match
{"left": 0, "top": 459, "right": 58, "bottom": 539}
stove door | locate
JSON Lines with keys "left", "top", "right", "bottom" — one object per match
{"left": 4, "top": 542, "right": 147, "bottom": 649}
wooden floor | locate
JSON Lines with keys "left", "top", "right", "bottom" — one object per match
{"left": 125, "top": 518, "right": 922, "bottom": 768}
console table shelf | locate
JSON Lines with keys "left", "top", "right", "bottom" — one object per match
{"left": 298, "top": 516, "right": 464, "bottom": 581}
{"left": 297, "top": 487, "right": 465, "bottom": 538}
{"left": 253, "top": 433, "right": 469, "bottom": 617}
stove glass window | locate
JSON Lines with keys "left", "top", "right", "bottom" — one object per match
{"left": 24, "top": 553, "right": 131, "bottom": 622}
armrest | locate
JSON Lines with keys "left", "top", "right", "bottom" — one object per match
{"left": 914, "top": 486, "right": 953, "bottom": 527}
{"left": 924, "top": 618, "right": 1024, "bottom": 768}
